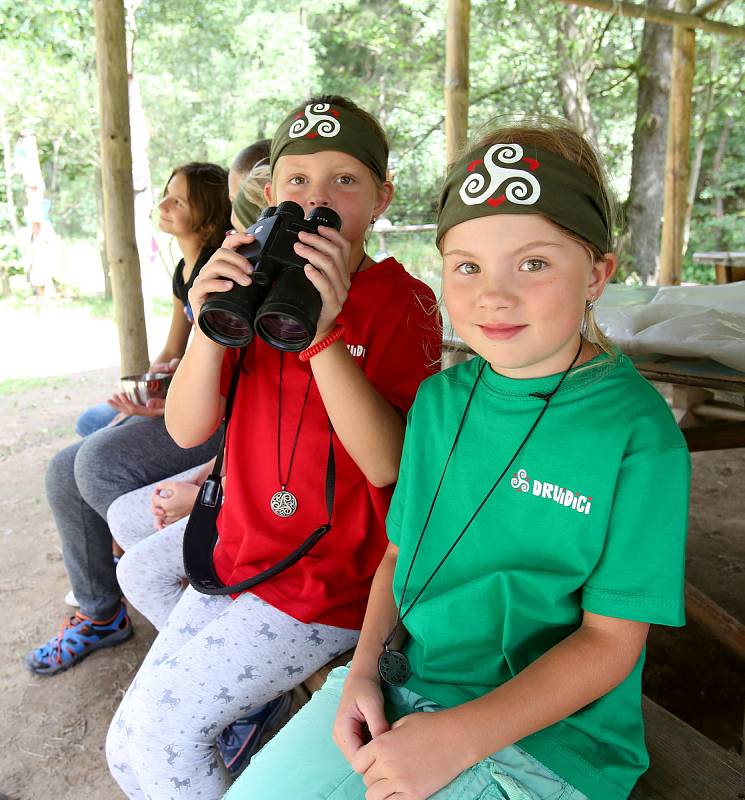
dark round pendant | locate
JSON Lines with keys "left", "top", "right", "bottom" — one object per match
{"left": 270, "top": 490, "right": 297, "bottom": 517}
{"left": 378, "top": 649, "right": 411, "bottom": 687}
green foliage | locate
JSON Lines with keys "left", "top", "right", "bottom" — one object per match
{"left": 0, "top": 0, "right": 743, "bottom": 289}
{"left": 0, "top": 231, "right": 22, "bottom": 272}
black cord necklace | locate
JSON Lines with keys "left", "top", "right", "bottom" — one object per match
{"left": 378, "top": 338, "right": 585, "bottom": 687}
{"left": 271, "top": 353, "right": 313, "bottom": 517}
{"left": 269, "top": 251, "right": 367, "bottom": 518}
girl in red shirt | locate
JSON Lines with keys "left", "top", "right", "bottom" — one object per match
{"left": 106, "top": 95, "right": 441, "bottom": 798}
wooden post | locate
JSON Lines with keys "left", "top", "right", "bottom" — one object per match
{"left": 93, "top": 0, "right": 149, "bottom": 375}
{"left": 445, "top": 0, "right": 470, "bottom": 166}
{"left": 659, "top": 1, "right": 695, "bottom": 285}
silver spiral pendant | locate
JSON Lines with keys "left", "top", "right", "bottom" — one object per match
{"left": 270, "top": 489, "right": 297, "bottom": 517}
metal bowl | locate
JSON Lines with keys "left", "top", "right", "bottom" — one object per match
{"left": 120, "top": 372, "right": 172, "bottom": 406}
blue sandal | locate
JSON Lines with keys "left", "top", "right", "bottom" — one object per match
{"left": 24, "top": 604, "right": 133, "bottom": 676}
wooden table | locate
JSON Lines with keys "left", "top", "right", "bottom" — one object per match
{"left": 631, "top": 353, "right": 745, "bottom": 451}
{"left": 693, "top": 251, "right": 745, "bottom": 284}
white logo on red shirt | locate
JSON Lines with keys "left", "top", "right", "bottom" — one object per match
{"left": 511, "top": 468, "right": 592, "bottom": 516}
{"left": 347, "top": 343, "right": 366, "bottom": 358}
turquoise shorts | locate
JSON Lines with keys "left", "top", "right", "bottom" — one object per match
{"left": 225, "top": 666, "right": 588, "bottom": 800}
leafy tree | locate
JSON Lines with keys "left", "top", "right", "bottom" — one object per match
{"left": 1, "top": 0, "right": 742, "bottom": 293}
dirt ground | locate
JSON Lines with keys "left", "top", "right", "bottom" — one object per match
{"left": 0, "top": 367, "right": 743, "bottom": 800}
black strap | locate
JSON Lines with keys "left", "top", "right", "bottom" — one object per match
{"left": 183, "top": 354, "right": 336, "bottom": 595}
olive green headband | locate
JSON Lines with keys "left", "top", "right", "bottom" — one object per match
{"left": 270, "top": 102, "right": 388, "bottom": 181}
{"left": 437, "top": 143, "right": 611, "bottom": 253}
{"left": 232, "top": 190, "right": 261, "bottom": 230}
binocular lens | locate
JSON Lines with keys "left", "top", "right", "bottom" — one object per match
{"left": 200, "top": 307, "right": 253, "bottom": 347}
{"left": 256, "top": 313, "right": 310, "bottom": 350}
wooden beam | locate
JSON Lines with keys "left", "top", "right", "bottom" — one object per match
{"left": 692, "top": 0, "right": 730, "bottom": 16}
{"left": 444, "top": 0, "right": 470, "bottom": 166}
{"left": 553, "top": 0, "right": 745, "bottom": 38}
{"left": 659, "top": 6, "right": 695, "bottom": 286}
{"left": 685, "top": 581, "right": 745, "bottom": 661}
{"left": 93, "top": 0, "right": 149, "bottom": 376}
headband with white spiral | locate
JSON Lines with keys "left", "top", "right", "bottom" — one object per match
{"left": 270, "top": 101, "right": 388, "bottom": 181}
{"left": 437, "top": 143, "right": 610, "bottom": 253}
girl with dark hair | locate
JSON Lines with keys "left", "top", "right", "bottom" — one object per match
{"left": 24, "top": 162, "right": 231, "bottom": 676}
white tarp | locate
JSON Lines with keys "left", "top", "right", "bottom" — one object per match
{"left": 596, "top": 283, "right": 745, "bottom": 372}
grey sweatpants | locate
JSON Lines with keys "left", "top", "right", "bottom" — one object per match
{"left": 106, "top": 587, "right": 359, "bottom": 799}
{"left": 44, "top": 415, "right": 220, "bottom": 619}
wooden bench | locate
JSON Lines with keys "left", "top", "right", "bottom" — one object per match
{"left": 300, "top": 660, "right": 745, "bottom": 799}
{"left": 632, "top": 696, "right": 745, "bottom": 799}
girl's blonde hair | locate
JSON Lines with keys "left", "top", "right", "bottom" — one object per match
{"left": 466, "top": 117, "right": 617, "bottom": 355}
{"left": 239, "top": 163, "right": 271, "bottom": 209}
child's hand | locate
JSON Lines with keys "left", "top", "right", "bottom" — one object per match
{"left": 294, "top": 226, "right": 352, "bottom": 341}
{"left": 149, "top": 357, "right": 181, "bottom": 374}
{"left": 107, "top": 393, "right": 166, "bottom": 418}
{"left": 352, "top": 710, "right": 470, "bottom": 800}
{"left": 187, "top": 232, "right": 256, "bottom": 322}
{"left": 332, "top": 673, "right": 389, "bottom": 765}
{"left": 150, "top": 480, "right": 200, "bottom": 529}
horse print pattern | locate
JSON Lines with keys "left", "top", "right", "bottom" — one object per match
{"left": 106, "top": 587, "right": 358, "bottom": 799}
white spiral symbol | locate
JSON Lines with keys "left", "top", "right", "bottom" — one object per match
{"left": 458, "top": 143, "right": 541, "bottom": 207}
{"left": 288, "top": 103, "right": 341, "bottom": 139}
{"left": 510, "top": 469, "right": 530, "bottom": 493}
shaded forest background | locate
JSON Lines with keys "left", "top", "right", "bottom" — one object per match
{"left": 0, "top": 0, "right": 743, "bottom": 292}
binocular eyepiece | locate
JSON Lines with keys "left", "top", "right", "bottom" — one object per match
{"left": 198, "top": 201, "right": 342, "bottom": 351}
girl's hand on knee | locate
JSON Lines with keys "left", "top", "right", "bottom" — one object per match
{"left": 150, "top": 481, "right": 200, "bottom": 529}
{"left": 332, "top": 674, "right": 389, "bottom": 765}
{"left": 352, "top": 710, "right": 470, "bottom": 800}
{"left": 188, "top": 232, "right": 256, "bottom": 321}
{"left": 294, "top": 227, "right": 352, "bottom": 341}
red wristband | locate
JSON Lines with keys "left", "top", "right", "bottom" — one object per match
{"left": 298, "top": 325, "right": 345, "bottom": 362}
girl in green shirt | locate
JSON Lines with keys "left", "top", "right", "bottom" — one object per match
{"left": 226, "top": 120, "right": 689, "bottom": 800}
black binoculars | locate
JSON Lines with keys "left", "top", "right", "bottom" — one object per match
{"left": 198, "top": 201, "right": 342, "bottom": 351}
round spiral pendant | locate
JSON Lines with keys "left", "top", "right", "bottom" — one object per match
{"left": 270, "top": 489, "right": 297, "bottom": 517}
{"left": 378, "top": 649, "right": 411, "bottom": 687}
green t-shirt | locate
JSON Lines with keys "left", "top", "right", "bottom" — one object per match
{"left": 386, "top": 352, "right": 690, "bottom": 800}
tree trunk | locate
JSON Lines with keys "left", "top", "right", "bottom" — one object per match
{"left": 710, "top": 115, "right": 733, "bottom": 248}
{"left": 126, "top": 8, "right": 155, "bottom": 283}
{"left": 682, "top": 47, "right": 718, "bottom": 254}
{"left": 556, "top": 7, "right": 600, "bottom": 147}
{"left": 94, "top": 166, "right": 112, "bottom": 299}
{"left": 623, "top": 0, "right": 676, "bottom": 282}
{"left": 93, "top": 0, "right": 149, "bottom": 374}
{"left": 444, "top": 0, "right": 470, "bottom": 166}
{"left": 659, "top": 0, "right": 696, "bottom": 286}
{"left": 0, "top": 116, "right": 20, "bottom": 237}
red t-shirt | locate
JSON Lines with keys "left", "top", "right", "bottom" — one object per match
{"left": 214, "top": 257, "right": 441, "bottom": 628}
